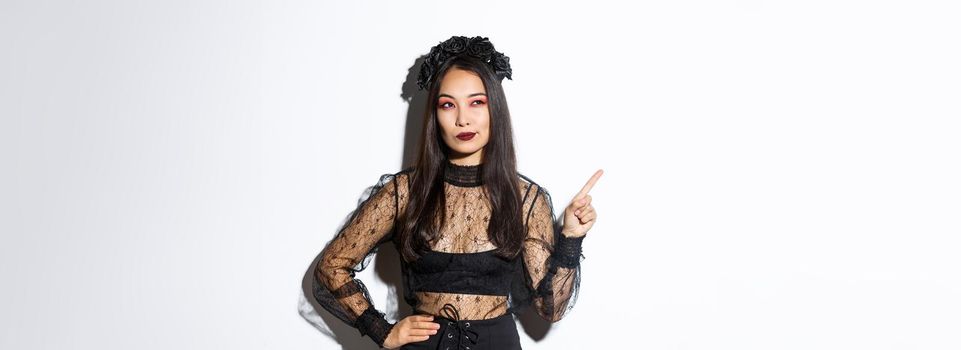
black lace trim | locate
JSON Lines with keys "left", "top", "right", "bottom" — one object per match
{"left": 355, "top": 306, "right": 395, "bottom": 348}
{"left": 444, "top": 160, "right": 483, "bottom": 187}
{"left": 552, "top": 234, "right": 585, "bottom": 269}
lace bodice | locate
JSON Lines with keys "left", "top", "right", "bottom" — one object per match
{"left": 311, "top": 161, "right": 585, "bottom": 348}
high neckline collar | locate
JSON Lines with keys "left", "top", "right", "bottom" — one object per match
{"left": 444, "top": 160, "right": 483, "bottom": 187}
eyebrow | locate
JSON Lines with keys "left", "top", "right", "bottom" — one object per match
{"left": 438, "top": 92, "right": 487, "bottom": 99}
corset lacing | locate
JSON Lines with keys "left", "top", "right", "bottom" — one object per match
{"left": 438, "top": 303, "right": 478, "bottom": 350}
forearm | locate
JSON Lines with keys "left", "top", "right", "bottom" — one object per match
{"left": 314, "top": 261, "right": 395, "bottom": 347}
{"left": 532, "top": 233, "right": 585, "bottom": 321}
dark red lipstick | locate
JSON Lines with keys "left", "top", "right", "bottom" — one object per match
{"left": 456, "top": 132, "right": 476, "bottom": 141}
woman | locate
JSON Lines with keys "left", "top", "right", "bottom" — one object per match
{"left": 312, "top": 35, "right": 602, "bottom": 349}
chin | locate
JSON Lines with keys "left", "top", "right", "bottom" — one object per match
{"left": 452, "top": 147, "right": 481, "bottom": 156}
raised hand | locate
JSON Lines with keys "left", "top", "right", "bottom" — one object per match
{"left": 561, "top": 169, "right": 603, "bottom": 237}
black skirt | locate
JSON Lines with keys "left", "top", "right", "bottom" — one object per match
{"left": 401, "top": 311, "right": 521, "bottom": 350}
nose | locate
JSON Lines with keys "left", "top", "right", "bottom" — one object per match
{"left": 455, "top": 108, "right": 469, "bottom": 127}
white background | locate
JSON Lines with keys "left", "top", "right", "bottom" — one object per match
{"left": 2, "top": 1, "right": 959, "bottom": 349}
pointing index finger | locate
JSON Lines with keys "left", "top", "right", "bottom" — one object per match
{"left": 576, "top": 169, "right": 604, "bottom": 199}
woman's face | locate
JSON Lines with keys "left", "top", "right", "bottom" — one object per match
{"left": 436, "top": 67, "right": 491, "bottom": 165}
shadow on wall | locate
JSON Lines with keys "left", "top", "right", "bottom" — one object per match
{"left": 298, "top": 54, "right": 554, "bottom": 349}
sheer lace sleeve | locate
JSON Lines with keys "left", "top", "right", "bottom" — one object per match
{"left": 311, "top": 172, "right": 408, "bottom": 348}
{"left": 522, "top": 183, "right": 585, "bottom": 322}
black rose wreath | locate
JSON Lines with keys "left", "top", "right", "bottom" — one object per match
{"left": 416, "top": 36, "right": 513, "bottom": 90}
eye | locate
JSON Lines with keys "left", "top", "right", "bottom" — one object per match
{"left": 439, "top": 102, "right": 454, "bottom": 109}
{"left": 471, "top": 100, "right": 486, "bottom": 106}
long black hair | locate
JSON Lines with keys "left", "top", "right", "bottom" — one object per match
{"left": 397, "top": 55, "right": 524, "bottom": 262}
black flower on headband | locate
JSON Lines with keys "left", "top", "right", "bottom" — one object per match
{"left": 416, "top": 36, "right": 513, "bottom": 91}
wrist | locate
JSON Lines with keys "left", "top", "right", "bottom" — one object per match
{"left": 552, "top": 233, "right": 585, "bottom": 269}
{"left": 561, "top": 230, "right": 586, "bottom": 238}
{"left": 355, "top": 307, "right": 394, "bottom": 348}
{"left": 381, "top": 322, "right": 397, "bottom": 349}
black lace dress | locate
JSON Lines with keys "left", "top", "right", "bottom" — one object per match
{"left": 311, "top": 161, "right": 585, "bottom": 349}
